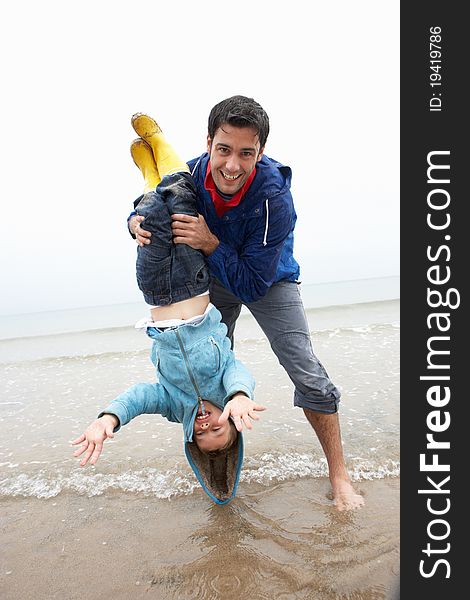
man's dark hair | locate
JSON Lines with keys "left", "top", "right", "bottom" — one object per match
{"left": 208, "top": 95, "right": 270, "bottom": 149}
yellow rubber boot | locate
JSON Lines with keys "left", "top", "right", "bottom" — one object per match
{"left": 130, "top": 138, "right": 161, "bottom": 192}
{"left": 131, "top": 113, "right": 189, "bottom": 178}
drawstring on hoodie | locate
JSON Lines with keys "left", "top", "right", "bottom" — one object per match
{"left": 191, "top": 158, "right": 202, "bottom": 177}
{"left": 262, "top": 199, "right": 269, "bottom": 246}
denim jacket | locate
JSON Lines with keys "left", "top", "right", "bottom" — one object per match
{"left": 99, "top": 306, "right": 254, "bottom": 503}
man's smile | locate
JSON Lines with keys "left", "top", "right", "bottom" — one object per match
{"left": 220, "top": 171, "right": 242, "bottom": 181}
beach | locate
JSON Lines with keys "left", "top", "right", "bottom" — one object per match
{"left": 0, "top": 300, "right": 399, "bottom": 599}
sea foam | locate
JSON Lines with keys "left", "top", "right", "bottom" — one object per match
{"left": 0, "top": 453, "right": 400, "bottom": 500}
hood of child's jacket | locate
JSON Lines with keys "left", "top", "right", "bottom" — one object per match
{"left": 185, "top": 428, "right": 244, "bottom": 505}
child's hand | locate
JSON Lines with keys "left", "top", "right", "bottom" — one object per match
{"left": 218, "top": 393, "right": 266, "bottom": 432}
{"left": 71, "top": 414, "right": 118, "bottom": 466}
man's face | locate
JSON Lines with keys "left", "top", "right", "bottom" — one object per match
{"left": 193, "top": 400, "right": 232, "bottom": 453}
{"left": 207, "top": 124, "right": 264, "bottom": 195}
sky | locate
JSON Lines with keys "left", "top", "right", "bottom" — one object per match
{"left": 0, "top": 1, "right": 399, "bottom": 316}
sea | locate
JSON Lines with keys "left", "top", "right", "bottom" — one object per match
{"left": 0, "top": 277, "right": 399, "bottom": 501}
{"left": 0, "top": 277, "right": 400, "bottom": 599}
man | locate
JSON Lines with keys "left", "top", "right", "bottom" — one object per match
{"left": 129, "top": 96, "right": 364, "bottom": 510}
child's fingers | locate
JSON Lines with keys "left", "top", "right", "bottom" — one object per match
{"left": 71, "top": 434, "right": 86, "bottom": 446}
{"left": 248, "top": 411, "right": 260, "bottom": 421}
{"left": 105, "top": 426, "right": 114, "bottom": 439}
{"left": 242, "top": 413, "right": 253, "bottom": 430}
{"left": 88, "top": 441, "right": 103, "bottom": 465}
{"left": 253, "top": 404, "right": 267, "bottom": 411}
{"left": 79, "top": 442, "right": 97, "bottom": 466}
{"left": 233, "top": 415, "right": 243, "bottom": 432}
{"left": 217, "top": 405, "right": 231, "bottom": 425}
{"left": 73, "top": 441, "right": 88, "bottom": 457}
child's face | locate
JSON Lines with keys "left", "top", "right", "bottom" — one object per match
{"left": 193, "top": 401, "right": 233, "bottom": 453}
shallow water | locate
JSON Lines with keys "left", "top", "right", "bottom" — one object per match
{"left": 1, "top": 478, "right": 399, "bottom": 600}
{"left": 0, "top": 314, "right": 398, "bottom": 500}
{"left": 0, "top": 300, "right": 399, "bottom": 599}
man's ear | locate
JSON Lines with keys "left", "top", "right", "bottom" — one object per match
{"left": 206, "top": 135, "right": 212, "bottom": 153}
{"left": 257, "top": 146, "right": 265, "bottom": 162}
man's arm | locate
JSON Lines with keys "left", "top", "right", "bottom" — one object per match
{"left": 171, "top": 196, "right": 294, "bottom": 303}
{"left": 171, "top": 213, "right": 219, "bottom": 255}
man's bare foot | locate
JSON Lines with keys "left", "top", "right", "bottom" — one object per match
{"left": 331, "top": 478, "right": 364, "bottom": 511}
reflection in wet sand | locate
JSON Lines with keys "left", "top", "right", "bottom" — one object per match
{"left": 147, "top": 479, "right": 399, "bottom": 600}
{"left": 0, "top": 301, "right": 399, "bottom": 599}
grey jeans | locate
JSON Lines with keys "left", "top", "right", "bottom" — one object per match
{"left": 209, "top": 279, "right": 341, "bottom": 414}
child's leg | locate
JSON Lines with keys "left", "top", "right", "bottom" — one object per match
{"left": 130, "top": 138, "right": 161, "bottom": 192}
{"left": 135, "top": 190, "right": 173, "bottom": 306}
{"left": 131, "top": 113, "right": 208, "bottom": 306}
{"left": 131, "top": 113, "right": 190, "bottom": 178}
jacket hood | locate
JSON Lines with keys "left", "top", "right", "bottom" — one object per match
{"left": 185, "top": 427, "right": 243, "bottom": 504}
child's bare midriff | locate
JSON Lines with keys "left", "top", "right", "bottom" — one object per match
{"left": 150, "top": 294, "right": 210, "bottom": 322}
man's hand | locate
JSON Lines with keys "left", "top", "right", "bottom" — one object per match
{"left": 218, "top": 394, "right": 266, "bottom": 432}
{"left": 129, "top": 214, "right": 151, "bottom": 247}
{"left": 171, "top": 213, "right": 219, "bottom": 256}
{"left": 71, "top": 414, "right": 119, "bottom": 466}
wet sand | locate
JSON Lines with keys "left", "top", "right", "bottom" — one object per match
{"left": 1, "top": 300, "right": 399, "bottom": 599}
{"left": 1, "top": 477, "right": 399, "bottom": 600}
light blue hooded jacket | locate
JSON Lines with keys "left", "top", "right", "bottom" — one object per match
{"left": 99, "top": 306, "right": 254, "bottom": 504}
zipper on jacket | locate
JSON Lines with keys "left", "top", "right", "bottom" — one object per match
{"left": 210, "top": 336, "right": 220, "bottom": 371}
{"left": 175, "top": 329, "right": 206, "bottom": 414}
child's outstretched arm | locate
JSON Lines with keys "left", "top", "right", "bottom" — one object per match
{"left": 218, "top": 393, "right": 266, "bottom": 432}
{"left": 220, "top": 357, "right": 264, "bottom": 431}
{"left": 71, "top": 414, "right": 119, "bottom": 466}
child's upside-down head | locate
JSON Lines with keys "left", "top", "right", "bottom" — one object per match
{"left": 193, "top": 400, "right": 238, "bottom": 454}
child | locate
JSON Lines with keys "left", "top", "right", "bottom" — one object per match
{"left": 72, "top": 114, "right": 266, "bottom": 504}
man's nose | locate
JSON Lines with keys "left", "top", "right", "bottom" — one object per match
{"left": 225, "top": 155, "right": 240, "bottom": 173}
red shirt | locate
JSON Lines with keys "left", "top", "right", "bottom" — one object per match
{"left": 204, "top": 162, "right": 256, "bottom": 217}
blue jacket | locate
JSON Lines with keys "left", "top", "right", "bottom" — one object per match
{"left": 188, "top": 153, "right": 300, "bottom": 303}
{"left": 100, "top": 306, "right": 254, "bottom": 504}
